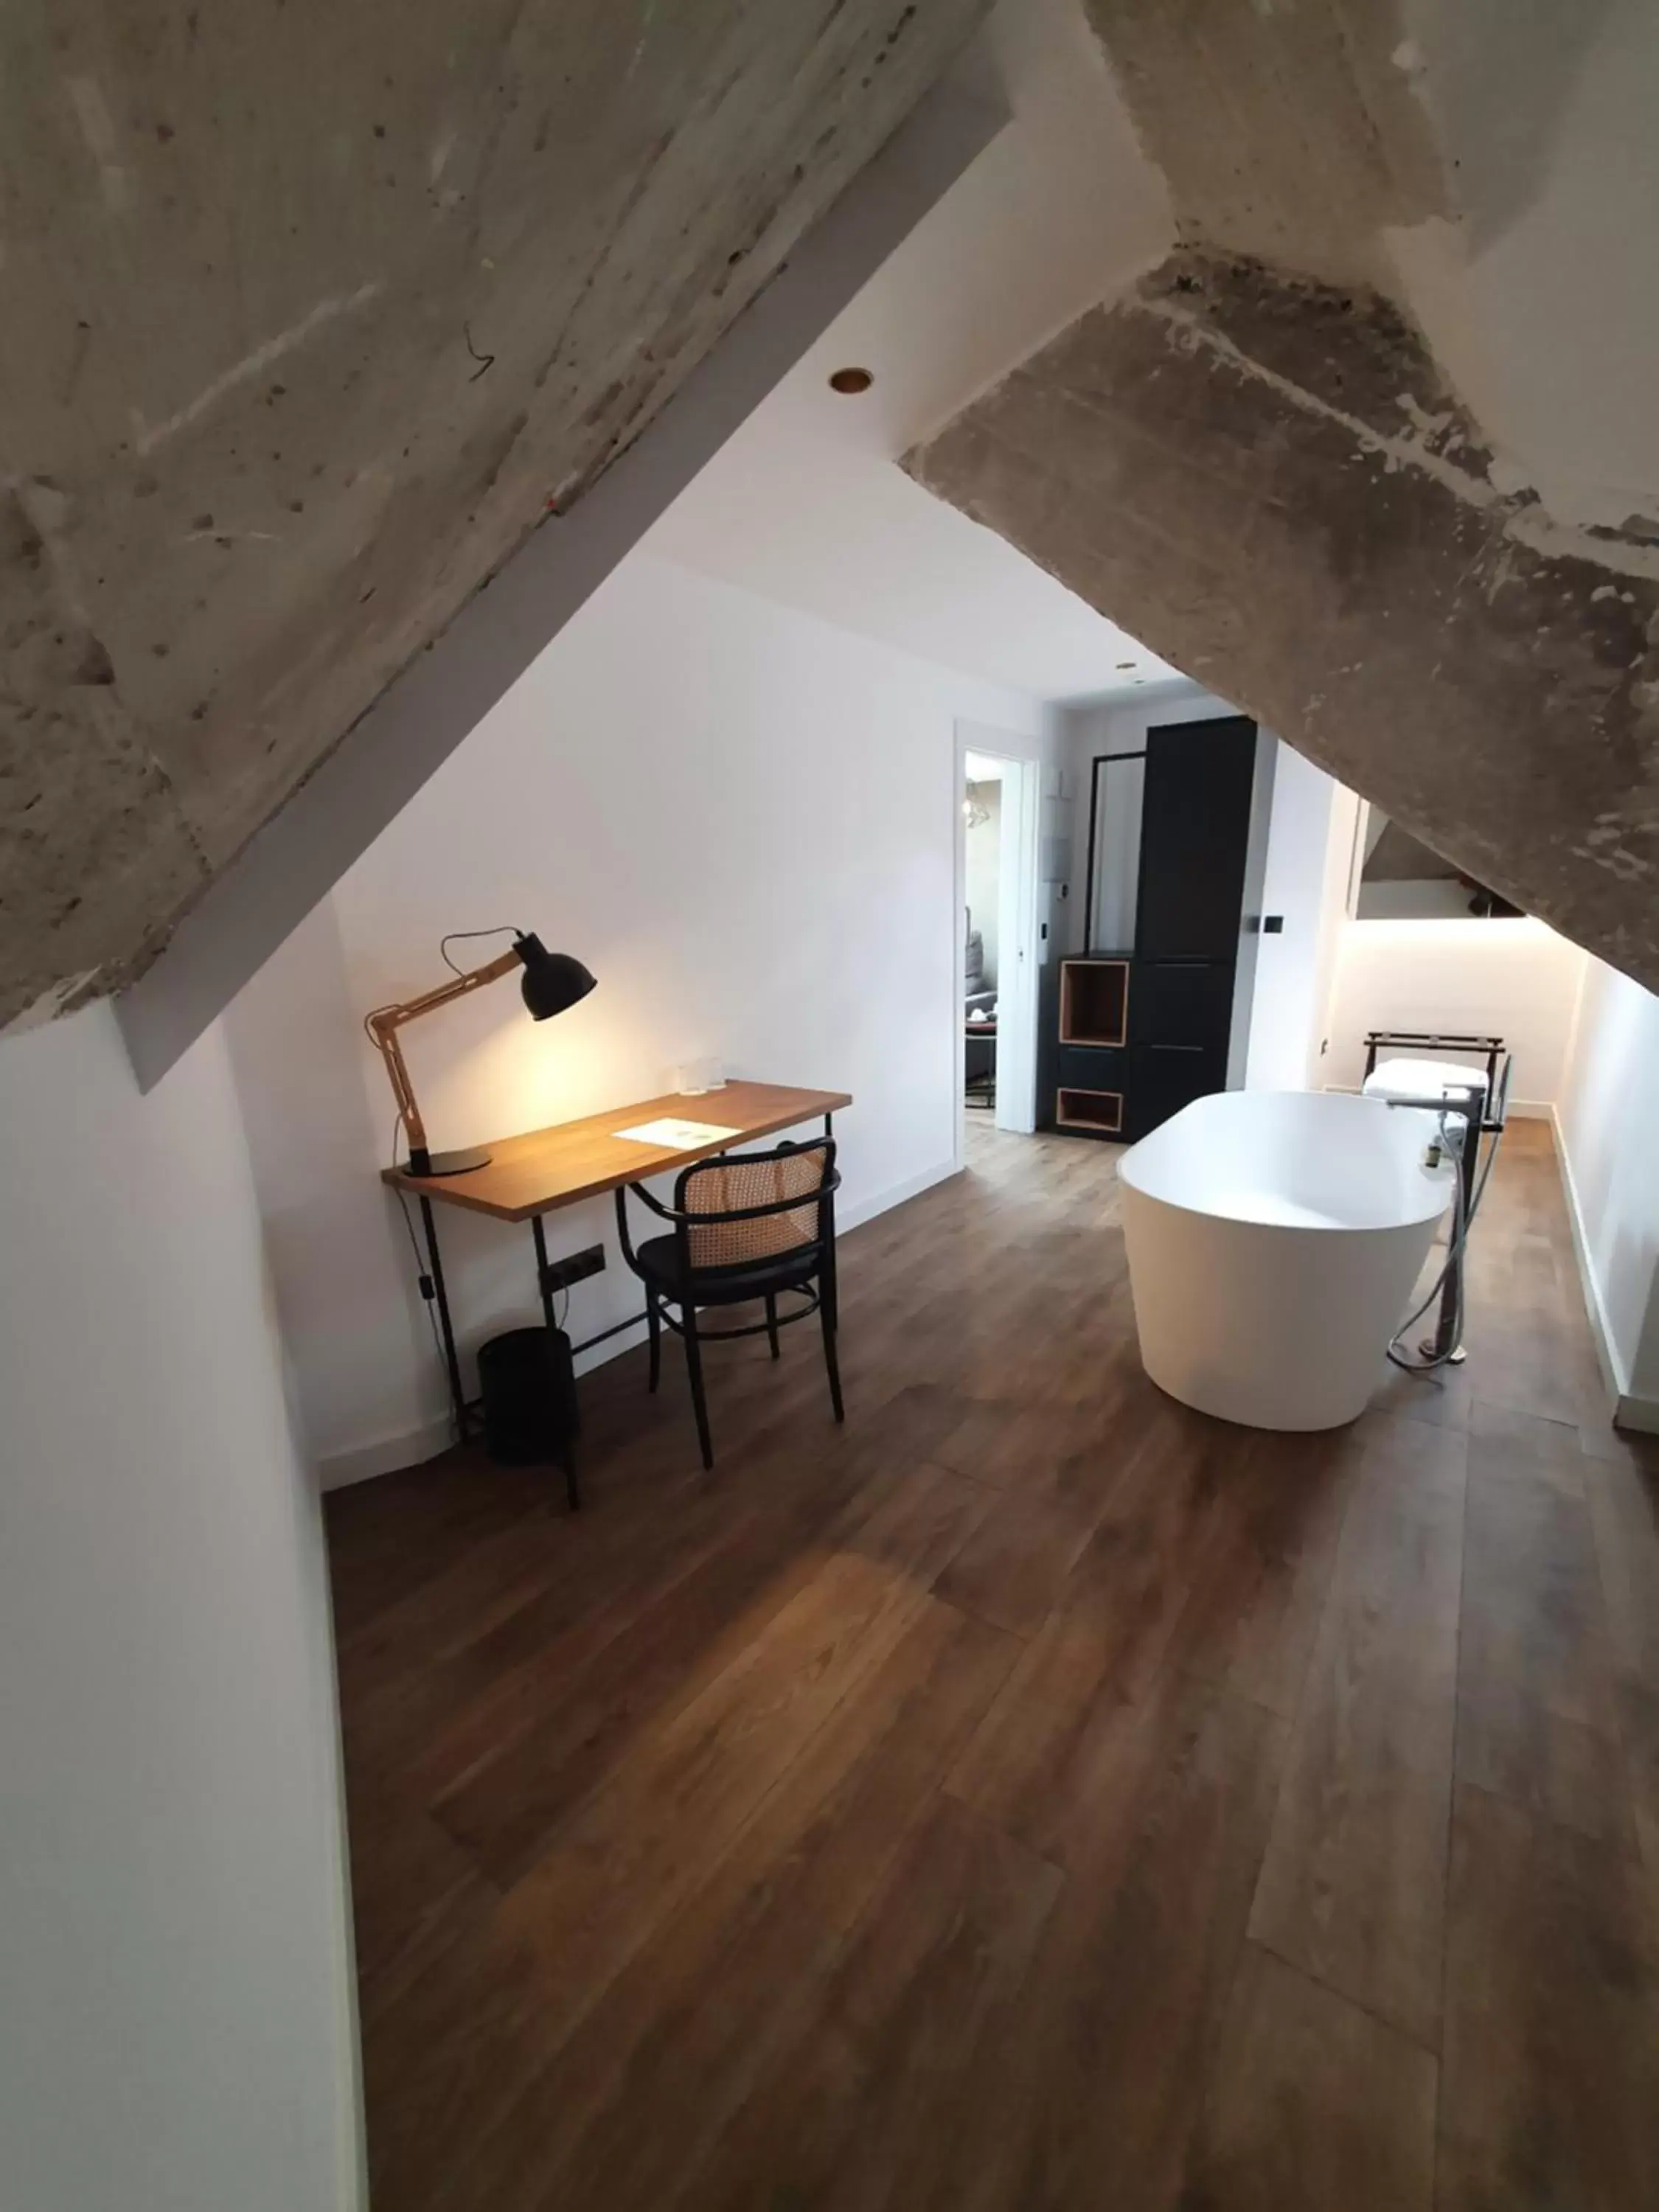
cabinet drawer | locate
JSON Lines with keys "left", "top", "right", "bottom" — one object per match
{"left": 1059, "top": 1043, "right": 1130, "bottom": 1091}
{"left": 1135, "top": 1042, "right": 1224, "bottom": 1135}
{"left": 1135, "top": 959, "right": 1234, "bottom": 1047}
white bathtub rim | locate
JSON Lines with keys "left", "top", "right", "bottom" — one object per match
{"left": 1117, "top": 1091, "right": 1455, "bottom": 1237}
{"left": 1112, "top": 1166, "right": 1453, "bottom": 1239}
{"left": 1116, "top": 1185, "right": 1445, "bottom": 1251}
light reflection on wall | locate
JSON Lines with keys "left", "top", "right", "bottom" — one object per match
{"left": 1325, "top": 914, "right": 1587, "bottom": 1107}
{"left": 399, "top": 954, "right": 735, "bottom": 1155}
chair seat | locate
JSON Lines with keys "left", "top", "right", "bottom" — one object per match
{"left": 631, "top": 1232, "right": 818, "bottom": 1305}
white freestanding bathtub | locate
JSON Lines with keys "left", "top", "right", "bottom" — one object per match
{"left": 1118, "top": 1091, "right": 1455, "bottom": 1430}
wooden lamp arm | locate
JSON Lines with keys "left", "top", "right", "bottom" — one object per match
{"left": 368, "top": 945, "right": 524, "bottom": 1174}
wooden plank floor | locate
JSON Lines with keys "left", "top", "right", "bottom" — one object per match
{"left": 327, "top": 1119, "right": 1659, "bottom": 2211}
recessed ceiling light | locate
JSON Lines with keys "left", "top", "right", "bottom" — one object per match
{"left": 828, "top": 366, "right": 874, "bottom": 395}
{"left": 1115, "top": 660, "right": 1136, "bottom": 670}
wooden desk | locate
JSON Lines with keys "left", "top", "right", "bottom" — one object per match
{"left": 383, "top": 1081, "right": 852, "bottom": 1506}
{"left": 384, "top": 1079, "right": 850, "bottom": 1220}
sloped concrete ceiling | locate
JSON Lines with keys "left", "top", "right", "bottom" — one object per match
{"left": 0, "top": 0, "right": 988, "bottom": 1031}
{"left": 905, "top": 0, "right": 1659, "bottom": 992}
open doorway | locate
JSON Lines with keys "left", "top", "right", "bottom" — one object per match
{"left": 956, "top": 728, "right": 1040, "bottom": 1145}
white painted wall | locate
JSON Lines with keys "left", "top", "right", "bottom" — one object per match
{"left": 649, "top": 0, "right": 1178, "bottom": 699}
{"left": 1556, "top": 956, "right": 1659, "bottom": 1416}
{"left": 229, "top": 552, "right": 1047, "bottom": 1481}
{"left": 0, "top": 1005, "right": 361, "bottom": 2212}
{"left": 1306, "top": 783, "right": 1366, "bottom": 1082}
{"left": 226, "top": 897, "right": 446, "bottom": 1477}
{"left": 1244, "top": 743, "right": 1341, "bottom": 1091}
{"left": 1325, "top": 917, "right": 1587, "bottom": 1113}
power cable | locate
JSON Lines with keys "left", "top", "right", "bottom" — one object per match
{"left": 438, "top": 925, "right": 522, "bottom": 978}
{"left": 387, "top": 1111, "right": 455, "bottom": 1431}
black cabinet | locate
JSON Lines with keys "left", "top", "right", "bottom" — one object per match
{"left": 1137, "top": 1043, "right": 1216, "bottom": 1132}
{"left": 1136, "top": 958, "right": 1234, "bottom": 1044}
{"left": 1055, "top": 714, "right": 1270, "bottom": 1142}
{"left": 1058, "top": 1043, "right": 1130, "bottom": 1090}
{"left": 1136, "top": 720, "right": 1259, "bottom": 957}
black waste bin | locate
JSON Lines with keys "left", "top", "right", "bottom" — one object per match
{"left": 477, "top": 1324, "right": 580, "bottom": 1469}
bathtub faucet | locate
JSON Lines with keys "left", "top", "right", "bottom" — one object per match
{"left": 1379, "top": 1088, "right": 1478, "bottom": 1166}
{"left": 1380, "top": 1087, "right": 1482, "bottom": 1361}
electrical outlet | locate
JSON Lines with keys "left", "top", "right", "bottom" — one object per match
{"left": 541, "top": 1243, "right": 605, "bottom": 1295}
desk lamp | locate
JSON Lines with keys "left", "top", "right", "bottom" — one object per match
{"left": 366, "top": 930, "right": 596, "bottom": 1176}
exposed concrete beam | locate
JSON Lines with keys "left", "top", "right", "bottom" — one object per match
{"left": 1081, "top": 0, "right": 1446, "bottom": 296}
{"left": 905, "top": 248, "right": 1659, "bottom": 990}
{"left": 1, "top": 0, "right": 992, "bottom": 1037}
{"left": 116, "top": 60, "right": 1006, "bottom": 1088}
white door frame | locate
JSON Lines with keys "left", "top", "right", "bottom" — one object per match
{"left": 955, "top": 720, "right": 1043, "bottom": 1151}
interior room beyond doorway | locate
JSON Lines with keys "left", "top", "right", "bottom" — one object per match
{"left": 961, "top": 741, "right": 1038, "bottom": 1140}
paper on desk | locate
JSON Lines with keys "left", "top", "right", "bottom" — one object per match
{"left": 613, "top": 1117, "right": 742, "bottom": 1150}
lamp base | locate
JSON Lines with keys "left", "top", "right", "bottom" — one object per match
{"left": 408, "top": 1145, "right": 494, "bottom": 1178}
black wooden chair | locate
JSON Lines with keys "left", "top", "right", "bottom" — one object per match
{"left": 613, "top": 1137, "right": 844, "bottom": 1470}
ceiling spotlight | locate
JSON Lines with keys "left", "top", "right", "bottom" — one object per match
{"left": 828, "top": 366, "right": 874, "bottom": 395}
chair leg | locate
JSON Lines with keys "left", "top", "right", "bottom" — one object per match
{"left": 765, "top": 1292, "right": 781, "bottom": 1360}
{"left": 818, "top": 1280, "right": 845, "bottom": 1425}
{"left": 646, "top": 1287, "right": 661, "bottom": 1394}
{"left": 681, "top": 1302, "right": 715, "bottom": 1470}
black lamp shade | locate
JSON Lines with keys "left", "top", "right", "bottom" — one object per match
{"left": 514, "top": 933, "right": 597, "bottom": 1020}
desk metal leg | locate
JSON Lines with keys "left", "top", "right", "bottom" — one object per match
{"left": 531, "top": 1213, "right": 581, "bottom": 1513}
{"left": 419, "top": 1195, "right": 469, "bottom": 1443}
{"left": 821, "top": 1111, "right": 840, "bottom": 1332}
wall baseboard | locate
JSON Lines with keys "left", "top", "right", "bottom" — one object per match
{"left": 840, "top": 1155, "right": 963, "bottom": 1234}
{"left": 1548, "top": 1106, "right": 1630, "bottom": 1416}
{"left": 317, "top": 1413, "right": 454, "bottom": 1493}
{"left": 1613, "top": 1391, "right": 1659, "bottom": 1436}
{"left": 316, "top": 1154, "right": 966, "bottom": 1489}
